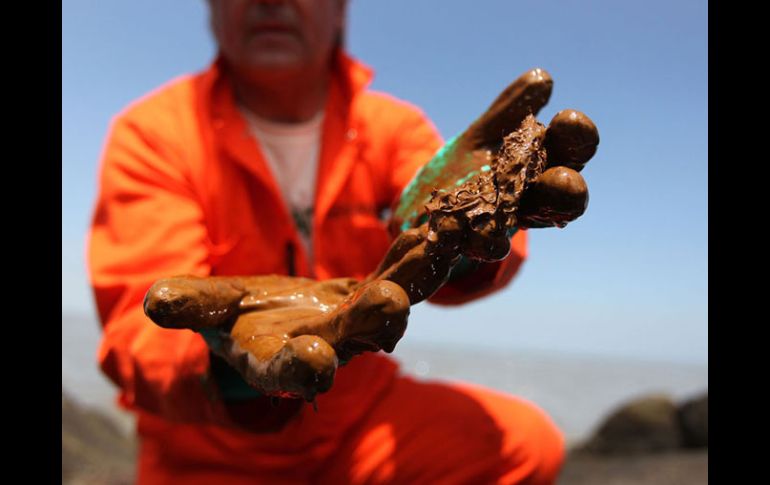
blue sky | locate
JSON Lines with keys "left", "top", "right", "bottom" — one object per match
{"left": 63, "top": 0, "right": 707, "bottom": 364}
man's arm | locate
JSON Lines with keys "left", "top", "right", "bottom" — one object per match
{"left": 88, "top": 114, "right": 227, "bottom": 423}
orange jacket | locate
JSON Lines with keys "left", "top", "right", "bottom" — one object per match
{"left": 88, "top": 52, "right": 527, "bottom": 427}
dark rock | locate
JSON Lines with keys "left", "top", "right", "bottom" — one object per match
{"left": 583, "top": 394, "right": 682, "bottom": 454}
{"left": 677, "top": 392, "right": 708, "bottom": 448}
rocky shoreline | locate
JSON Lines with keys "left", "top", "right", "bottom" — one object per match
{"left": 62, "top": 392, "right": 136, "bottom": 485}
{"left": 560, "top": 392, "right": 708, "bottom": 484}
{"left": 560, "top": 448, "right": 707, "bottom": 485}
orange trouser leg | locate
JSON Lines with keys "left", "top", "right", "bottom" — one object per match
{"left": 317, "top": 376, "right": 565, "bottom": 485}
{"left": 134, "top": 373, "right": 564, "bottom": 484}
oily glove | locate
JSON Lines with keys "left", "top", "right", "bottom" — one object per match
{"left": 376, "top": 67, "right": 599, "bottom": 296}
{"left": 144, "top": 275, "right": 410, "bottom": 403}
{"left": 391, "top": 67, "right": 597, "bottom": 234}
{"left": 143, "top": 67, "right": 599, "bottom": 403}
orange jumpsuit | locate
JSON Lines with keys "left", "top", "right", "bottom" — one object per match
{"left": 88, "top": 51, "right": 565, "bottom": 484}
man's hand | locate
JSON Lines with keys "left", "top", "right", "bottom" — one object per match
{"left": 144, "top": 275, "right": 410, "bottom": 403}
{"left": 391, "top": 67, "right": 598, "bottom": 234}
{"left": 375, "top": 68, "right": 599, "bottom": 303}
{"left": 143, "top": 67, "right": 600, "bottom": 404}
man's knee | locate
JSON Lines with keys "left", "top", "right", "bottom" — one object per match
{"left": 457, "top": 385, "right": 565, "bottom": 484}
{"left": 495, "top": 394, "right": 565, "bottom": 484}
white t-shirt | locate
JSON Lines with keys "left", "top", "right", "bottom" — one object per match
{"left": 240, "top": 108, "right": 324, "bottom": 269}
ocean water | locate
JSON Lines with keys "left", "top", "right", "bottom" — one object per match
{"left": 62, "top": 313, "right": 707, "bottom": 444}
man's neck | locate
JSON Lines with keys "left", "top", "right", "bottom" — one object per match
{"left": 231, "top": 66, "right": 331, "bottom": 124}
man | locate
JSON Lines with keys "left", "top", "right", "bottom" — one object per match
{"left": 88, "top": 0, "right": 566, "bottom": 483}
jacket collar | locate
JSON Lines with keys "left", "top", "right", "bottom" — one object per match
{"left": 332, "top": 49, "right": 375, "bottom": 105}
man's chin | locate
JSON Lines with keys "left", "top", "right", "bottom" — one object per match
{"left": 244, "top": 53, "right": 307, "bottom": 76}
